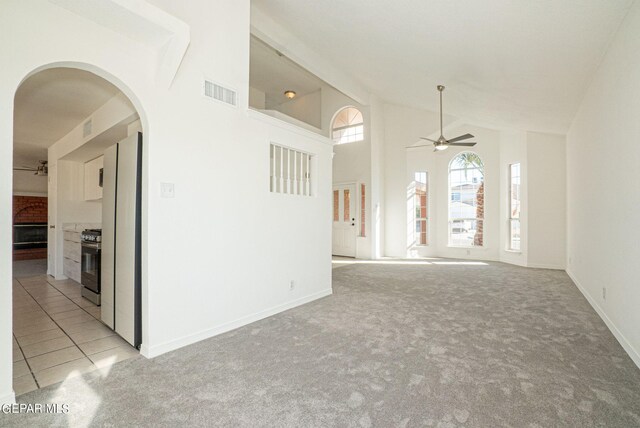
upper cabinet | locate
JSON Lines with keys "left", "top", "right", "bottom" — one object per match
{"left": 84, "top": 156, "right": 104, "bottom": 201}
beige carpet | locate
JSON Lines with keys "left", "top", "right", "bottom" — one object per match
{"left": 4, "top": 260, "right": 640, "bottom": 427}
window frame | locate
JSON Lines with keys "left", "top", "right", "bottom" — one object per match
{"left": 413, "top": 171, "right": 429, "bottom": 246}
{"left": 331, "top": 106, "right": 364, "bottom": 145}
{"left": 447, "top": 152, "right": 485, "bottom": 248}
{"left": 508, "top": 162, "right": 521, "bottom": 251}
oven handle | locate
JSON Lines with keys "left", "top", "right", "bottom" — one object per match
{"left": 81, "top": 242, "right": 101, "bottom": 250}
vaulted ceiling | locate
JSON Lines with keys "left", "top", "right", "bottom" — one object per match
{"left": 252, "top": 0, "right": 633, "bottom": 133}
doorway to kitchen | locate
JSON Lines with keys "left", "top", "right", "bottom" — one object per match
{"left": 11, "top": 65, "right": 145, "bottom": 396}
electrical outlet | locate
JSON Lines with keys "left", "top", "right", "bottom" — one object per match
{"left": 466, "top": 250, "right": 471, "bottom": 256}
{"left": 602, "top": 287, "right": 606, "bottom": 301}
{"left": 290, "top": 280, "right": 295, "bottom": 291}
{"left": 160, "top": 182, "right": 175, "bottom": 198}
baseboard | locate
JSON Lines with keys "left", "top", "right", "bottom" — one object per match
{"left": 141, "top": 288, "right": 333, "bottom": 359}
{"left": 499, "top": 256, "right": 527, "bottom": 268}
{"left": 526, "top": 262, "right": 565, "bottom": 270}
{"left": 567, "top": 269, "right": 640, "bottom": 370}
{"left": 0, "top": 391, "right": 16, "bottom": 405}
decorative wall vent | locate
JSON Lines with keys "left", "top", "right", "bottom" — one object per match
{"left": 83, "top": 119, "right": 92, "bottom": 138}
{"left": 204, "top": 79, "right": 237, "bottom": 107}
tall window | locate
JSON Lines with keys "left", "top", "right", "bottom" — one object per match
{"left": 413, "top": 172, "right": 428, "bottom": 245}
{"left": 331, "top": 107, "right": 364, "bottom": 144}
{"left": 360, "top": 184, "right": 366, "bottom": 237}
{"left": 509, "top": 163, "right": 521, "bottom": 250}
{"left": 449, "top": 153, "right": 484, "bottom": 247}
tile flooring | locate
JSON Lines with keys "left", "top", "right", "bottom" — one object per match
{"left": 12, "top": 273, "right": 138, "bottom": 395}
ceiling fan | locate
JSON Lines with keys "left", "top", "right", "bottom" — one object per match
{"left": 409, "top": 85, "right": 477, "bottom": 152}
{"left": 13, "top": 160, "right": 48, "bottom": 176}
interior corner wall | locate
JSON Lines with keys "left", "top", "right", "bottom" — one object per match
{"left": 383, "top": 103, "right": 441, "bottom": 257}
{"left": 566, "top": 0, "right": 640, "bottom": 368}
{"left": 322, "top": 86, "right": 373, "bottom": 258}
{"left": 526, "top": 132, "right": 566, "bottom": 269}
{"left": 273, "top": 89, "right": 321, "bottom": 129}
{"left": 368, "top": 95, "right": 386, "bottom": 258}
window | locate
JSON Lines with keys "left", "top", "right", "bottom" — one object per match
{"left": 449, "top": 153, "right": 484, "bottom": 247}
{"left": 509, "top": 163, "right": 521, "bottom": 251}
{"left": 360, "top": 184, "right": 366, "bottom": 237}
{"left": 331, "top": 107, "right": 364, "bottom": 144}
{"left": 343, "top": 189, "right": 350, "bottom": 222}
{"left": 270, "top": 144, "right": 312, "bottom": 196}
{"left": 413, "top": 172, "right": 428, "bottom": 245}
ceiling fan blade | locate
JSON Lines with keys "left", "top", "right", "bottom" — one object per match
{"left": 13, "top": 167, "right": 36, "bottom": 171}
{"left": 448, "top": 142, "right": 477, "bottom": 147}
{"left": 419, "top": 137, "right": 437, "bottom": 143}
{"left": 447, "top": 133, "right": 474, "bottom": 143}
{"left": 406, "top": 144, "right": 432, "bottom": 149}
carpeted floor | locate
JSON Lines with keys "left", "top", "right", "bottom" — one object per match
{"left": 5, "top": 260, "right": 640, "bottom": 427}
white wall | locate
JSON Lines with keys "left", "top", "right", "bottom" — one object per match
{"left": 13, "top": 171, "right": 48, "bottom": 195}
{"left": 566, "top": 1, "right": 640, "bottom": 368}
{"left": 0, "top": 0, "right": 333, "bottom": 402}
{"left": 273, "top": 89, "right": 321, "bottom": 129}
{"left": 248, "top": 86, "right": 266, "bottom": 110}
{"left": 527, "top": 132, "right": 566, "bottom": 269}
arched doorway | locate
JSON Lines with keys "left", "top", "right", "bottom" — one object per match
{"left": 10, "top": 64, "right": 147, "bottom": 396}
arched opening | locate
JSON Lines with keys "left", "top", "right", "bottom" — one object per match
{"left": 331, "top": 106, "right": 364, "bottom": 144}
{"left": 448, "top": 152, "right": 484, "bottom": 247}
{"left": 11, "top": 65, "right": 146, "bottom": 396}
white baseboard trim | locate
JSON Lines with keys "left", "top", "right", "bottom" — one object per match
{"left": 526, "top": 262, "right": 566, "bottom": 270}
{"left": 141, "top": 288, "right": 333, "bottom": 359}
{"left": 499, "top": 257, "right": 527, "bottom": 268}
{"left": 567, "top": 269, "right": 640, "bottom": 370}
{"left": 0, "top": 391, "right": 16, "bottom": 404}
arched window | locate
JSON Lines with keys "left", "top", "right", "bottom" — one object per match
{"left": 331, "top": 107, "right": 364, "bottom": 144}
{"left": 449, "top": 153, "right": 484, "bottom": 247}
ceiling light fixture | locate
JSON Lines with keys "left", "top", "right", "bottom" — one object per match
{"left": 284, "top": 90, "right": 296, "bottom": 99}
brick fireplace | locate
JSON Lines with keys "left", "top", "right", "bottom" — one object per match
{"left": 13, "top": 196, "right": 48, "bottom": 261}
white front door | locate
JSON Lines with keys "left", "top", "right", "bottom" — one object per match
{"left": 332, "top": 184, "right": 357, "bottom": 257}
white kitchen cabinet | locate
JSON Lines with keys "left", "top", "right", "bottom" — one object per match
{"left": 84, "top": 156, "right": 104, "bottom": 201}
{"left": 63, "top": 230, "right": 81, "bottom": 283}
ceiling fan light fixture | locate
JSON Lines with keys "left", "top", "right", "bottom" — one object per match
{"left": 435, "top": 145, "right": 448, "bottom": 151}
{"left": 284, "top": 90, "right": 296, "bottom": 99}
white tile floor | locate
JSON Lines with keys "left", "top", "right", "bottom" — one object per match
{"left": 12, "top": 271, "right": 138, "bottom": 395}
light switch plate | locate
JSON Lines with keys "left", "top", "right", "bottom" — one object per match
{"left": 160, "top": 182, "right": 175, "bottom": 198}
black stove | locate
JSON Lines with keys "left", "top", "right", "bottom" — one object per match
{"left": 81, "top": 229, "right": 102, "bottom": 243}
{"left": 81, "top": 228, "right": 102, "bottom": 305}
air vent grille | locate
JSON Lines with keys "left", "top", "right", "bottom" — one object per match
{"left": 83, "top": 120, "right": 92, "bottom": 138}
{"left": 204, "top": 80, "right": 237, "bottom": 107}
